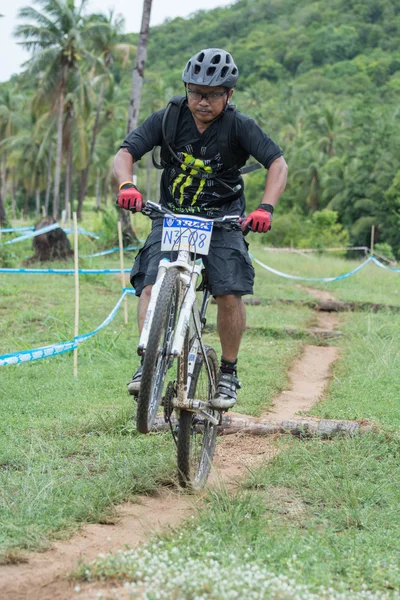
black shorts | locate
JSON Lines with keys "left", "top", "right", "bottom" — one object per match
{"left": 130, "top": 221, "right": 255, "bottom": 297}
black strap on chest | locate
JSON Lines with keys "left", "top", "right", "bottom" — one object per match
{"left": 153, "top": 95, "right": 260, "bottom": 180}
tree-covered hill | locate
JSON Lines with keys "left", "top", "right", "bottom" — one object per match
{"left": 136, "top": 0, "right": 400, "bottom": 252}
{"left": 1, "top": 0, "right": 400, "bottom": 255}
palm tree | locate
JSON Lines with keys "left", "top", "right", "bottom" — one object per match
{"left": 3, "top": 125, "right": 47, "bottom": 219}
{"left": 120, "top": 0, "right": 152, "bottom": 240}
{"left": 76, "top": 11, "right": 133, "bottom": 220}
{"left": 307, "top": 105, "right": 350, "bottom": 158}
{"left": 31, "top": 108, "right": 57, "bottom": 215}
{"left": 0, "top": 83, "right": 25, "bottom": 223}
{"left": 95, "top": 85, "right": 129, "bottom": 209}
{"left": 15, "top": 0, "right": 96, "bottom": 219}
{"left": 291, "top": 146, "right": 326, "bottom": 213}
{"left": 127, "top": 0, "right": 152, "bottom": 135}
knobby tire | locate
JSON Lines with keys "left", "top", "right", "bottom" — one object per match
{"left": 137, "top": 268, "right": 180, "bottom": 434}
{"left": 177, "top": 345, "right": 219, "bottom": 489}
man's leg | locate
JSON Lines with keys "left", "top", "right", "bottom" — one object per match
{"left": 137, "top": 285, "right": 153, "bottom": 333}
{"left": 128, "top": 285, "right": 153, "bottom": 395}
{"left": 212, "top": 294, "right": 246, "bottom": 409}
{"left": 215, "top": 294, "right": 246, "bottom": 362}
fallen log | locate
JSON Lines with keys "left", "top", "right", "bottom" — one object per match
{"left": 313, "top": 299, "right": 400, "bottom": 313}
{"left": 258, "top": 298, "right": 400, "bottom": 313}
{"left": 285, "top": 327, "right": 342, "bottom": 339}
{"left": 212, "top": 297, "right": 262, "bottom": 305}
{"left": 311, "top": 299, "right": 356, "bottom": 312}
{"left": 219, "top": 415, "right": 374, "bottom": 437}
{"left": 151, "top": 414, "right": 374, "bottom": 438}
{"left": 204, "top": 323, "right": 342, "bottom": 341}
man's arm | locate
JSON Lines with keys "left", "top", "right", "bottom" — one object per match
{"left": 113, "top": 148, "right": 144, "bottom": 212}
{"left": 113, "top": 147, "right": 135, "bottom": 187}
{"left": 113, "top": 110, "right": 164, "bottom": 187}
{"left": 242, "top": 156, "right": 288, "bottom": 233}
{"left": 260, "top": 156, "right": 288, "bottom": 208}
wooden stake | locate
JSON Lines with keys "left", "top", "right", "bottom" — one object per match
{"left": 73, "top": 212, "right": 79, "bottom": 378}
{"left": 42, "top": 205, "right": 46, "bottom": 218}
{"left": 370, "top": 224, "right": 375, "bottom": 255}
{"left": 118, "top": 219, "right": 128, "bottom": 324}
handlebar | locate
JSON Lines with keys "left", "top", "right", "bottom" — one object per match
{"left": 142, "top": 201, "right": 245, "bottom": 232}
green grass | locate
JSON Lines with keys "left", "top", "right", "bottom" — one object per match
{"left": 0, "top": 346, "right": 178, "bottom": 561}
{"left": 79, "top": 305, "right": 400, "bottom": 597}
{"left": 250, "top": 248, "right": 400, "bottom": 306}
{"left": 310, "top": 311, "right": 400, "bottom": 427}
{"left": 79, "top": 433, "right": 400, "bottom": 597}
{"left": 76, "top": 243, "right": 400, "bottom": 598}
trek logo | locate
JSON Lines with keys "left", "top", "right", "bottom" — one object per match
{"left": 164, "top": 216, "right": 213, "bottom": 232}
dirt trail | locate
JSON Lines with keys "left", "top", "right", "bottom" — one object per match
{"left": 0, "top": 286, "right": 341, "bottom": 600}
{"left": 263, "top": 287, "right": 340, "bottom": 421}
{"left": 0, "top": 436, "right": 276, "bottom": 600}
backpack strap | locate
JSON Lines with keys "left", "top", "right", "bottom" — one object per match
{"left": 219, "top": 105, "right": 262, "bottom": 175}
{"left": 217, "top": 104, "right": 237, "bottom": 171}
{"left": 159, "top": 95, "right": 186, "bottom": 168}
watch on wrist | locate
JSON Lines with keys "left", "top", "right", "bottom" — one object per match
{"left": 119, "top": 181, "right": 136, "bottom": 191}
{"left": 259, "top": 204, "right": 274, "bottom": 214}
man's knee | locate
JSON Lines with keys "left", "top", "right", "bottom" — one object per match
{"left": 141, "top": 285, "right": 153, "bottom": 300}
{"left": 215, "top": 294, "right": 243, "bottom": 309}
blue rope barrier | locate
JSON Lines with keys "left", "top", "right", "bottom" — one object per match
{"left": 63, "top": 226, "right": 100, "bottom": 239}
{"left": 0, "top": 341, "right": 79, "bottom": 367}
{"left": 0, "top": 289, "right": 136, "bottom": 367}
{"left": 371, "top": 256, "right": 400, "bottom": 272}
{"left": 0, "top": 267, "right": 131, "bottom": 274}
{"left": 82, "top": 245, "right": 140, "bottom": 258}
{"left": 75, "top": 289, "right": 135, "bottom": 343}
{"left": 0, "top": 223, "right": 61, "bottom": 246}
{"left": 0, "top": 226, "right": 35, "bottom": 233}
{"left": 250, "top": 255, "right": 374, "bottom": 282}
{"left": 0, "top": 224, "right": 100, "bottom": 247}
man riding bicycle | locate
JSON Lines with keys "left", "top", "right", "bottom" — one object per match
{"left": 113, "top": 48, "right": 288, "bottom": 410}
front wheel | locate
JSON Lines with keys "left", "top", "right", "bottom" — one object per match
{"left": 177, "top": 346, "right": 219, "bottom": 489}
{"left": 137, "top": 268, "right": 180, "bottom": 434}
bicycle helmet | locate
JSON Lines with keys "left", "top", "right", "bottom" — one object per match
{"left": 182, "top": 48, "right": 239, "bottom": 88}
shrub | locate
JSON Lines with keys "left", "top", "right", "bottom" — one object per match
{"left": 300, "top": 209, "right": 349, "bottom": 250}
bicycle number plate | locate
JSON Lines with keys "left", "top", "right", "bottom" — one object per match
{"left": 161, "top": 216, "right": 213, "bottom": 255}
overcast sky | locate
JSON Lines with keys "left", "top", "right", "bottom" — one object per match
{"left": 0, "top": 0, "right": 235, "bottom": 82}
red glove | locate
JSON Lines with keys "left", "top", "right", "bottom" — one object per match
{"left": 242, "top": 204, "right": 273, "bottom": 233}
{"left": 116, "top": 183, "right": 144, "bottom": 213}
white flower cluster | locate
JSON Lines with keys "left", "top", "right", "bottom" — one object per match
{"left": 81, "top": 541, "right": 399, "bottom": 600}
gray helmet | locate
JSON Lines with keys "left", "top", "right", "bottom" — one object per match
{"left": 182, "top": 48, "right": 239, "bottom": 88}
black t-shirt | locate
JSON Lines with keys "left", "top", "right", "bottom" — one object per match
{"left": 121, "top": 102, "right": 283, "bottom": 217}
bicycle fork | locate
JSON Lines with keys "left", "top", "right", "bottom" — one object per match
{"left": 173, "top": 311, "right": 220, "bottom": 427}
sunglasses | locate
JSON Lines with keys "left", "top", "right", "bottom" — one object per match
{"left": 187, "top": 88, "right": 228, "bottom": 103}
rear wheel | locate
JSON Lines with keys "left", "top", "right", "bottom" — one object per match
{"left": 137, "top": 268, "right": 180, "bottom": 434}
{"left": 177, "top": 346, "right": 219, "bottom": 489}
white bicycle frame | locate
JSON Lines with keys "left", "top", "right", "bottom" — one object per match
{"left": 137, "top": 250, "right": 201, "bottom": 358}
{"left": 137, "top": 203, "right": 241, "bottom": 424}
{"left": 137, "top": 247, "right": 216, "bottom": 419}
